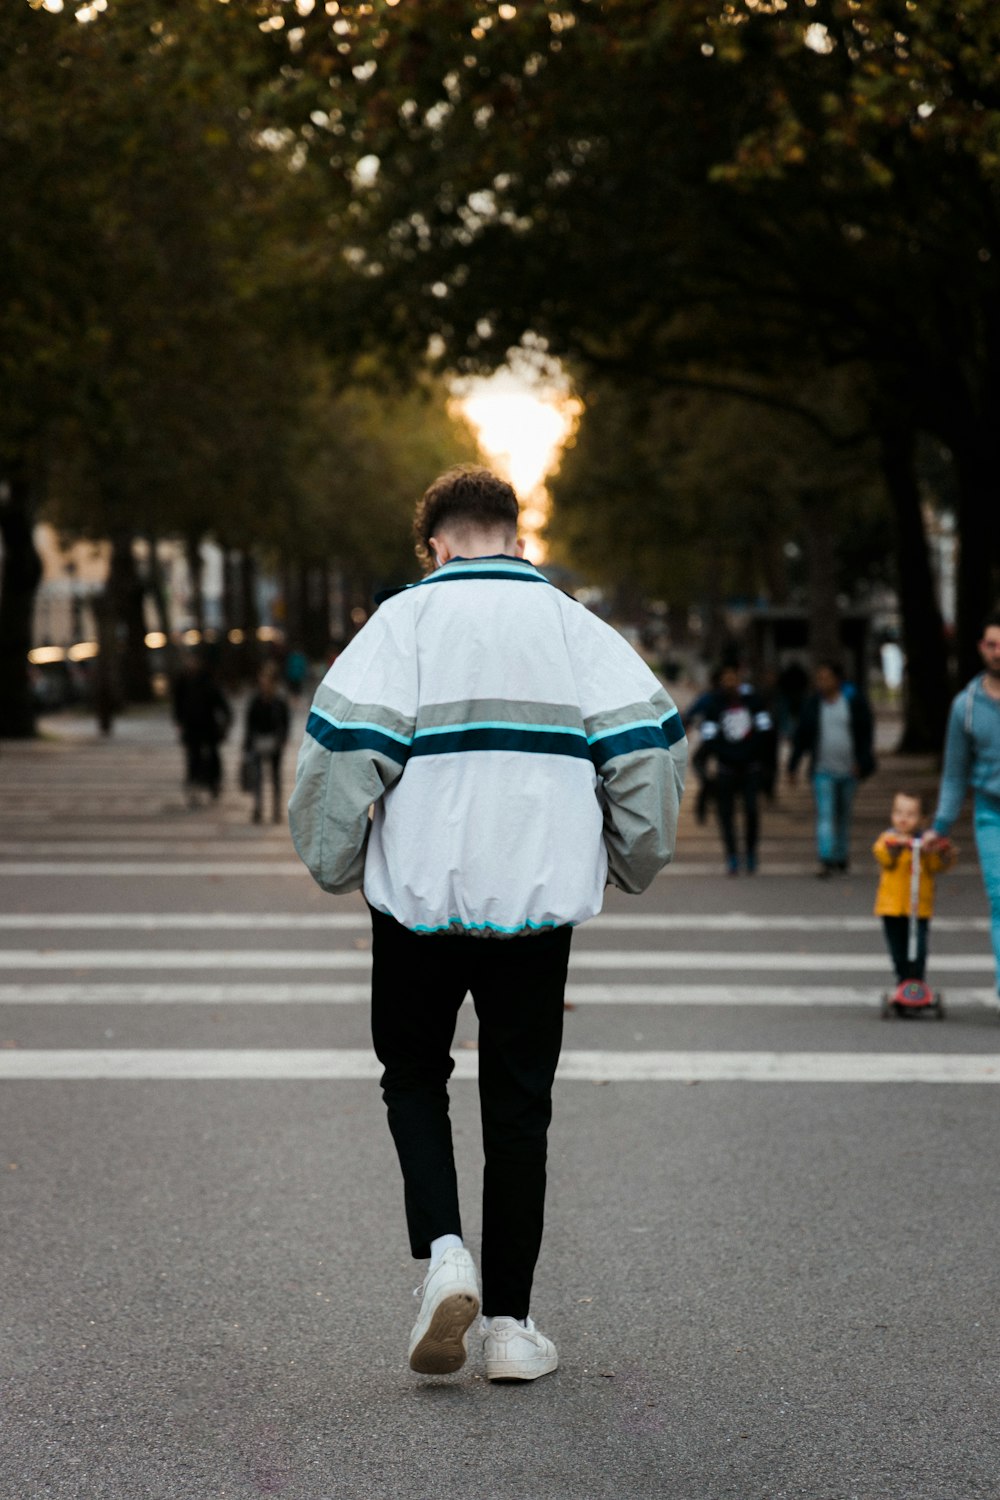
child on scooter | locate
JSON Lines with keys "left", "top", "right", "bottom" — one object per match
{"left": 873, "top": 791, "right": 956, "bottom": 984}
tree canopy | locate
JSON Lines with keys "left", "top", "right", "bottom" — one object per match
{"left": 4, "top": 0, "right": 998, "bottom": 746}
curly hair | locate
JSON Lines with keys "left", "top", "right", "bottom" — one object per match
{"left": 413, "top": 465, "right": 519, "bottom": 569}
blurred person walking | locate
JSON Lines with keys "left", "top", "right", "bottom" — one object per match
{"left": 684, "top": 669, "right": 721, "bottom": 825}
{"left": 788, "top": 659, "right": 875, "bottom": 877}
{"left": 289, "top": 466, "right": 687, "bottom": 1383}
{"left": 242, "top": 664, "right": 291, "bottom": 824}
{"left": 923, "top": 613, "right": 1000, "bottom": 1006}
{"left": 695, "top": 663, "right": 775, "bottom": 875}
{"left": 171, "top": 651, "right": 232, "bottom": 808}
{"left": 283, "top": 646, "right": 309, "bottom": 701}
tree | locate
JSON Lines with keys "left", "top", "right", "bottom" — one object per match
{"left": 549, "top": 371, "right": 891, "bottom": 650}
{"left": 260, "top": 0, "right": 997, "bottom": 738}
{"left": 0, "top": 0, "right": 334, "bottom": 732}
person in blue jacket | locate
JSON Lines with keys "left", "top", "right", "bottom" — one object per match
{"left": 923, "top": 613, "right": 1000, "bottom": 1003}
{"left": 787, "top": 659, "right": 876, "bottom": 877}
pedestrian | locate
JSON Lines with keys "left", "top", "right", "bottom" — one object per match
{"left": 685, "top": 669, "right": 721, "bottom": 826}
{"left": 695, "top": 663, "right": 775, "bottom": 874}
{"left": 283, "top": 646, "right": 309, "bottom": 701}
{"left": 873, "top": 791, "right": 955, "bottom": 986}
{"left": 289, "top": 465, "right": 687, "bottom": 1383}
{"left": 242, "top": 664, "right": 291, "bottom": 824}
{"left": 171, "top": 650, "right": 232, "bottom": 807}
{"left": 788, "top": 658, "right": 876, "bottom": 877}
{"left": 774, "top": 658, "right": 809, "bottom": 744}
{"left": 923, "top": 612, "right": 1000, "bottom": 1007}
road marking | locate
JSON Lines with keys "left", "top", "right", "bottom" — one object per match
{"left": 0, "top": 983, "right": 996, "bottom": 1008}
{"left": 0, "top": 949, "right": 992, "bottom": 973}
{"left": 0, "top": 983, "right": 371, "bottom": 1004}
{"left": 0, "top": 863, "right": 307, "bottom": 877}
{"left": 1, "top": 1049, "right": 998, "bottom": 1082}
{"left": 0, "top": 912, "right": 988, "bottom": 934}
{"left": 0, "top": 842, "right": 291, "bottom": 857}
{"left": 0, "top": 913, "right": 370, "bottom": 931}
{"left": 0, "top": 860, "right": 984, "bottom": 880}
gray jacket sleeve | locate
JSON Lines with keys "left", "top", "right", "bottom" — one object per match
{"left": 589, "top": 687, "right": 688, "bottom": 893}
{"left": 571, "top": 611, "right": 687, "bottom": 893}
{"left": 288, "top": 609, "right": 416, "bottom": 894}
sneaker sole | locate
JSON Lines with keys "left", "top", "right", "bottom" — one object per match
{"left": 409, "top": 1291, "right": 480, "bottom": 1375}
{"left": 486, "top": 1354, "right": 559, "bottom": 1383}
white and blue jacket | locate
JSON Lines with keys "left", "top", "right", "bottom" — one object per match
{"left": 288, "top": 555, "right": 687, "bottom": 935}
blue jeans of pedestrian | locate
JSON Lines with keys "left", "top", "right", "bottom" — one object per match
{"left": 973, "top": 792, "right": 1000, "bottom": 995}
{"left": 812, "top": 771, "right": 857, "bottom": 866}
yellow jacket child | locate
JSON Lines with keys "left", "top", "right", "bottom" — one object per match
{"left": 873, "top": 789, "right": 956, "bottom": 919}
{"left": 873, "top": 832, "right": 953, "bottom": 917}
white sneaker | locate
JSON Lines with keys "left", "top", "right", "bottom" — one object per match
{"left": 482, "top": 1316, "right": 558, "bottom": 1382}
{"left": 408, "top": 1247, "right": 480, "bottom": 1375}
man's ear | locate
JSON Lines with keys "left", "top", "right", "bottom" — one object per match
{"left": 428, "top": 534, "right": 453, "bottom": 566}
{"left": 513, "top": 536, "right": 526, "bottom": 558}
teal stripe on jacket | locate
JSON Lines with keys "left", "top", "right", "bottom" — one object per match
{"left": 305, "top": 710, "right": 410, "bottom": 766}
{"left": 307, "top": 707, "right": 684, "bottom": 767}
{"left": 410, "top": 725, "right": 592, "bottom": 760}
{"left": 589, "top": 712, "right": 685, "bottom": 769}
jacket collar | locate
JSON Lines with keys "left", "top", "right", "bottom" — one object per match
{"left": 374, "top": 555, "right": 543, "bottom": 607}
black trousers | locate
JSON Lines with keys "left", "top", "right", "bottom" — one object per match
{"left": 184, "top": 739, "right": 221, "bottom": 794}
{"left": 369, "top": 908, "right": 572, "bottom": 1320}
{"left": 715, "top": 767, "right": 760, "bottom": 862}
{"left": 882, "top": 916, "right": 929, "bottom": 982}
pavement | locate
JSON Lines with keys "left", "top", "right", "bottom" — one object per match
{"left": 1, "top": 702, "right": 998, "bottom": 1499}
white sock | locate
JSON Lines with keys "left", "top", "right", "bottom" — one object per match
{"left": 482, "top": 1316, "right": 528, "bottom": 1330}
{"left": 429, "top": 1233, "right": 463, "bottom": 1267}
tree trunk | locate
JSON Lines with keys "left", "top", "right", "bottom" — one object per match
{"left": 114, "top": 534, "right": 152, "bottom": 704}
{"left": 239, "top": 550, "right": 261, "bottom": 677}
{"left": 281, "top": 558, "right": 303, "bottom": 647}
{"left": 91, "top": 589, "right": 122, "bottom": 737}
{"left": 302, "top": 563, "right": 331, "bottom": 660}
{"left": 952, "top": 427, "right": 1000, "bottom": 684}
{"left": 0, "top": 473, "right": 43, "bottom": 739}
{"left": 800, "top": 490, "right": 840, "bottom": 663}
{"left": 92, "top": 532, "right": 136, "bottom": 734}
{"left": 186, "top": 536, "right": 205, "bottom": 636}
{"left": 879, "top": 428, "right": 951, "bottom": 751}
{"left": 145, "top": 533, "right": 177, "bottom": 678}
{"left": 221, "top": 549, "right": 240, "bottom": 638}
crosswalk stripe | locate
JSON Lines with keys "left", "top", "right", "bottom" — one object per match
{"left": 0, "top": 842, "right": 290, "bottom": 856}
{"left": 0, "top": 912, "right": 988, "bottom": 933}
{"left": 0, "top": 860, "right": 984, "bottom": 880}
{"left": 0, "top": 983, "right": 995, "bottom": 1007}
{"left": 1, "top": 1049, "right": 998, "bottom": 1082}
{"left": 0, "top": 948, "right": 992, "bottom": 972}
{"left": 0, "top": 863, "right": 307, "bottom": 877}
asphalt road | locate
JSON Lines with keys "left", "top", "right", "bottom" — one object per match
{"left": 1, "top": 704, "right": 998, "bottom": 1500}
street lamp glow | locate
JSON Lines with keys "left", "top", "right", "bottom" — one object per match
{"left": 457, "top": 370, "right": 581, "bottom": 561}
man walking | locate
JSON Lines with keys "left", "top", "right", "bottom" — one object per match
{"left": 924, "top": 613, "right": 1000, "bottom": 1005}
{"left": 788, "top": 658, "right": 875, "bottom": 876}
{"left": 289, "top": 467, "right": 686, "bottom": 1382}
{"left": 695, "top": 662, "right": 775, "bottom": 874}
